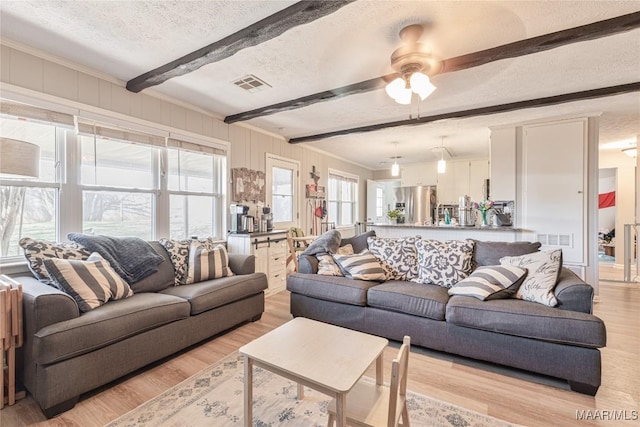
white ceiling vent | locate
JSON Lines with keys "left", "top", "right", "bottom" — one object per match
{"left": 232, "top": 74, "right": 271, "bottom": 93}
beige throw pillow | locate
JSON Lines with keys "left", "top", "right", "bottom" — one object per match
{"left": 317, "top": 244, "right": 354, "bottom": 276}
{"left": 500, "top": 249, "right": 562, "bottom": 306}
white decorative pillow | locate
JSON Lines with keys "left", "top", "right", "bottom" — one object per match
{"left": 317, "top": 244, "right": 354, "bottom": 276}
{"left": 367, "top": 236, "right": 418, "bottom": 281}
{"left": 187, "top": 241, "right": 233, "bottom": 284}
{"left": 19, "top": 237, "right": 91, "bottom": 284}
{"left": 448, "top": 265, "right": 528, "bottom": 300}
{"left": 500, "top": 249, "right": 562, "bottom": 307}
{"left": 415, "top": 239, "right": 475, "bottom": 288}
{"left": 43, "top": 252, "right": 133, "bottom": 312}
{"left": 159, "top": 238, "right": 191, "bottom": 286}
{"left": 332, "top": 250, "right": 387, "bottom": 281}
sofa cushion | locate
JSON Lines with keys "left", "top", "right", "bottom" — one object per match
{"left": 448, "top": 265, "right": 527, "bottom": 301}
{"left": 472, "top": 240, "right": 541, "bottom": 267}
{"left": 446, "top": 295, "right": 606, "bottom": 348}
{"left": 332, "top": 250, "right": 387, "bottom": 281}
{"left": 415, "top": 239, "right": 475, "bottom": 288}
{"left": 43, "top": 252, "right": 134, "bottom": 312}
{"left": 340, "top": 230, "right": 376, "bottom": 253}
{"left": 501, "top": 249, "right": 562, "bottom": 307}
{"left": 367, "top": 281, "right": 450, "bottom": 321}
{"left": 19, "top": 237, "right": 91, "bottom": 284}
{"left": 129, "top": 241, "right": 175, "bottom": 293}
{"left": 367, "top": 236, "right": 419, "bottom": 281}
{"left": 160, "top": 273, "right": 267, "bottom": 315}
{"left": 287, "top": 273, "right": 380, "bottom": 306}
{"left": 33, "top": 292, "right": 190, "bottom": 365}
{"left": 187, "top": 242, "right": 233, "bottom": 284}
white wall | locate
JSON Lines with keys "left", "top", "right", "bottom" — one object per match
{"left": 0, "top": 43, "right": 372, "bottom": 239}
{"left": 599, "top": 149, "right": 637, "bottom": 266}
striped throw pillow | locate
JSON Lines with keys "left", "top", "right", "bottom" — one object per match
{"left": 43, "top": 252, "right": 133, "bottom": 312}
{"left": 448, "top": 265, "right": 527, "bottom": 301}
{"left": 187, "top": 242, "right": 233, "bottom": 284}
{"left": 332, "top": 250, "right": 387, "bottom": 281}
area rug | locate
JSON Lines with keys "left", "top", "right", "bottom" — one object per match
{"left": 105, "top": 351, "right": 520, "bottom": 427}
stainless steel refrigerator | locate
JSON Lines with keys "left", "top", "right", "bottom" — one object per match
{"left": 393, "top": 186, "right": 437, "bottom": 224}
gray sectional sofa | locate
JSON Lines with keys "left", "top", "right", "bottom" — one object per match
{"left": 287, "top": 235, "right": 606, "bottom": 395}
{"left": 17, "top": 241, "right": 267, "bottom": 418}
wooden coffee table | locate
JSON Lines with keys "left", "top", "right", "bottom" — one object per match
{"left": 239, "top": 317, "right": 388, "bottom": 427}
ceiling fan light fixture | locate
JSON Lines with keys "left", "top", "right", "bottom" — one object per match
{"left": 385, "top": 78, "right": 412, "bottom": 104}
{"left": 409, "top": 71, "right": 436, "bottom": 101}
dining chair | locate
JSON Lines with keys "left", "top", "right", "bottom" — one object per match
{"left": 326, "top": 336, "right": 411, "bottom": 427}
{"left": 286, "top": 227, "right": 317, "bottom": 272}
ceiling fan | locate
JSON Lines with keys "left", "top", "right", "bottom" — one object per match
{"left": 385, "top": 24, "right": 442, "bottom": 105}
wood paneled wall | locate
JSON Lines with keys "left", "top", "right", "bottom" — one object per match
{"left": 0, "top": 42, "right": 373, "bottom": 236}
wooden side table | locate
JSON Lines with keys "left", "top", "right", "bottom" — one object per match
{"left": 0, "top": 275, "right": 24, "bottom": 409}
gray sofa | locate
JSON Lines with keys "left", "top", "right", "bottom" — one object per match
{"left": 287, "top": 237, "right": 606, "bottom": 395}
{"left": 16, "top": 241, "right": 268, "bottom": 418}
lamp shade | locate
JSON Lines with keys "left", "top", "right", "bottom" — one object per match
{"left": 391, "top": 162, "right": 400, "bottom": 177}
{"left": 385, "top": 77, "right": 412, "bottom": 105}
{"left": 0, "top": 138, "right": 40, "bottom": 178}
{"left": 437, "top": 159, "right": 446, "bottom": 174}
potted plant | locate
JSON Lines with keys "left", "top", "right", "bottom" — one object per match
{"left": 386, "top": 209, "right": 400, "bottom": 224}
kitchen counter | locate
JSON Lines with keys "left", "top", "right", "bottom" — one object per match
{"left": 228, "top": 229, "right": 288, "bottom": 238}
{"left": 369, "top": 223, "right": 527, "bottom": 243}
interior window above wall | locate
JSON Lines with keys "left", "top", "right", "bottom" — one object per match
{"left": 266, "top": 154, "right": 300, "bottom": 229}
{"left": 328, "top": 169, "right": 359, "bottom": 227}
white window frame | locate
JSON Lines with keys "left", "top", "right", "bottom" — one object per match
{"left": 328, "top": 168, "right": 359, "bottom": 228}
{"left": 0, "top": 95, "right": 229, "bottom": 266}
{"left": 265, "top": 154, "right": 300, "bottom": 230}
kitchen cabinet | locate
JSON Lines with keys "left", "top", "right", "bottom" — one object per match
{"left": 227, "top": 231, "right": 288, "bottom": 296}
{"left": 400, "top": 163, "right": 438, "bottom": 187}
{"left": 437, "top": 160, "right": 489, "bottom": 204}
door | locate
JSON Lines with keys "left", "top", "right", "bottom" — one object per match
{"left": 366, "top": 179, "right": 385, "bottom": 223}
{"left": 266, "top": 154, "right": 300, "bottom": 230}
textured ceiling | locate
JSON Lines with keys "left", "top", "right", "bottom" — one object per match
{"left": 1, "top": 0, "right": 638, "bottom": 170}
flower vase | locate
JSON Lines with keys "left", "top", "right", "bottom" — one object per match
{"left": 481, "top": 210, "right": 488, "bottom": 227}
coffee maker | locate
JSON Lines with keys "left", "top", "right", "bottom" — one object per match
{"left": 230, "top": 204, "right": 250, "bottom": 233}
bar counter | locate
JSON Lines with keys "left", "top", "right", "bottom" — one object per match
{"left": 369, "top": 223, "right": 527, "bottom": 242}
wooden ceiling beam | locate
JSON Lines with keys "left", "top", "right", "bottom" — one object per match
{"left": 225, "top": 12, "right": 640, "bottom": 124}
{"left": 126, "top": 0, "right": 356, "bottom": 93}
{"left": 288, "top": 82, "right": 640, "bottom": 144}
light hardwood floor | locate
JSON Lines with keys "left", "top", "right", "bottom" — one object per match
{"left": 2, "top": 264, "right": 638, "bottom": 427}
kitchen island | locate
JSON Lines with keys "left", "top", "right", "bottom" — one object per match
{"left": 369, "top": 223, "right": 526, "bottom": 242}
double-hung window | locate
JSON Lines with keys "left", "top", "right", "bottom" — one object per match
{"left": 167, "top": 138, "right": 226, "bottom": 240}
{"left": 0, "top": 103, "right": 71, "bottom": 258}
{"left": 78, "top": 122, "right": 163, "bottom": 240}
{"left": 328, "top": 169, "right": 358, "bottom": 227}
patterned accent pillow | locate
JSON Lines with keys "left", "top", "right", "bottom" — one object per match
{"left": 19, "top": 237, "right": 91, "bottom": 284}
{"left": 159, "top": 238, "right": 191, "bottom": 286}
{"left": 316, "top": 244, "right": 354, "bottom": 276}
{"left": 501, "top": 249, "right": 562, "bottom": 307}
{"left": 415, "top": 239, "right": 475, "bottom": 288}
{"left": 448, "top": 265, "right": 528, "bottom": 300}
{"left": 187, "top": 241, "right": 234, "bottom": 284}
{"left": 332, "top": 250, "right": 387, "bottom": 281}
{"left": 367, "top": 236, "right": 418, "bottom": 281}
{"left": 43, "top": 252, "right": 133, "bottom": 312}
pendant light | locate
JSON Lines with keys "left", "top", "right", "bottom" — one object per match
{"left": 437, "top": 136, "right": 446, "bottom": 174}
{"left": 391, "top": 142, "right": 400, "bottom": 177}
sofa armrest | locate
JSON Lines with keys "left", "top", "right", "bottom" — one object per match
{"left": 299, "top": 255, "right": 319, "bottom": 274}
{"left": 554, "top": 268, "right": 594, "bottom": 314}
{"left": 18, "top": 276, "right": 79, "bottom": 333}
{"left": 229, "top": 254, "right": 255, "bottom": 275}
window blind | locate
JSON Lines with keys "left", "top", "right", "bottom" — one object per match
{"left": 329, "top": 172, "right": 358, "bottom": 184}
{"left": 167, "top": 137, "right": 226, "bottom": 156}
{"left": 0, "top": 101, "right": 75, "bottom": 128}
{"left": 76, "top": 120, "right": 166, "bottom": 148}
